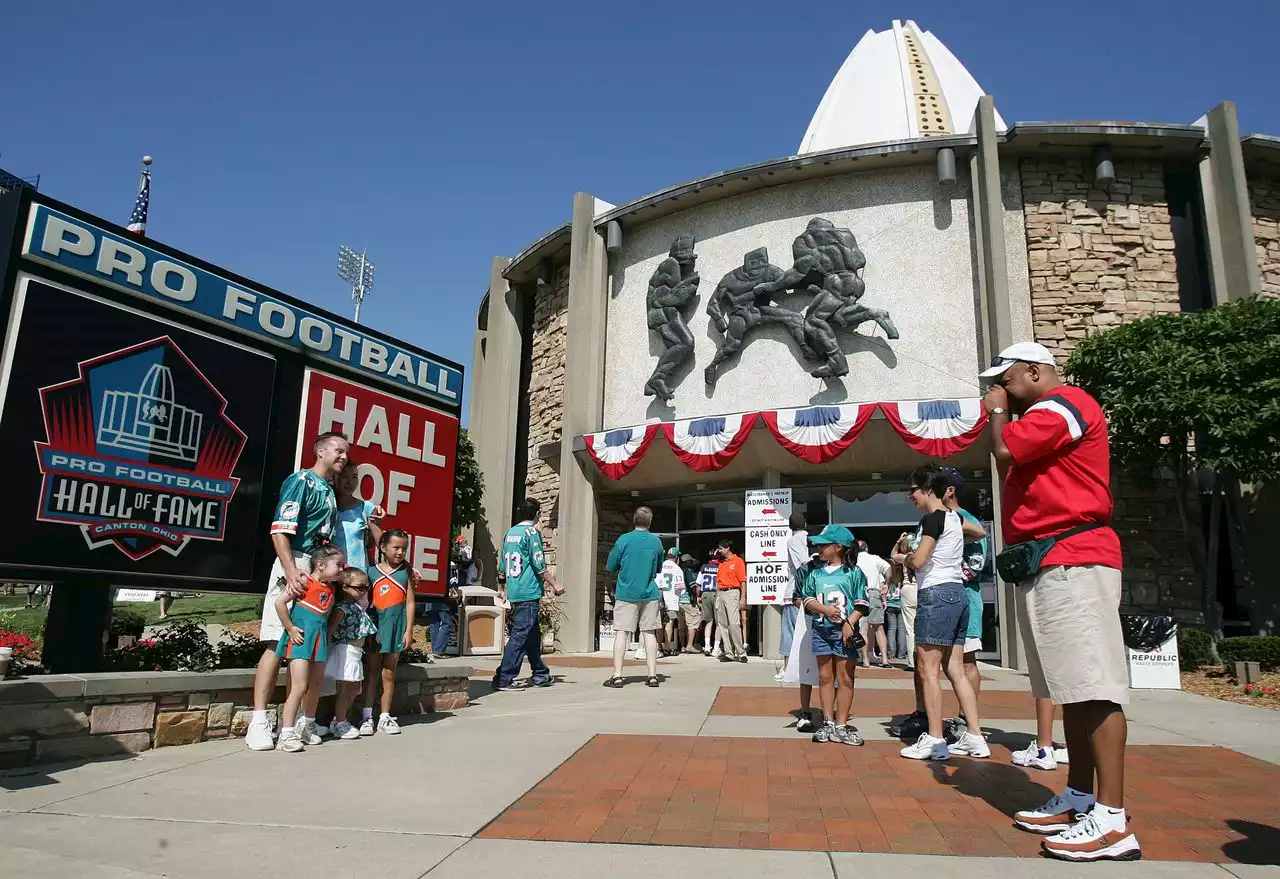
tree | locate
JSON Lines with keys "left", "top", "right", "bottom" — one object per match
{"left": 451, "top": 428, "right": 484, "bottom": 537}
{"left": 1066, "top": 296, "right": 1280, "bottom": 644}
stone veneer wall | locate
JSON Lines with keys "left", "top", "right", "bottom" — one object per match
{"left": 1020, "top": 158, "right": 1181, "bottom": 361}
{"left": 1250, "top": 172, "right": 1280, "bottom": 299}
{"left": 525, "top": 265, "right": 571, "bottom": 566}
{"left": 0, "top": 665, "right": 470, "bottom": 769}
{"left": 1019, "top": 157, "right": 1200, "bottom": 617}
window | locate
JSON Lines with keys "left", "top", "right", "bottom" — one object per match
{"left": 830, "top": 484, "right": 919, "bottom": 526}
{"left": 678, "top": 492, "right": 745, "bottom": 530}
{"left": 645, "top": 497, "right": 678, "bottom": 534}
{"left": 789, "top": 486, "right": 830, "bottom": 529}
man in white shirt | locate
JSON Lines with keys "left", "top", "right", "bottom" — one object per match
{"left": 855, "top": 540, "right": 891, "bottom": 667}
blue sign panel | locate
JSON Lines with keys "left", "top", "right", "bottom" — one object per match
{"left": 20, "top": 203, "right": 461, "bottom": 407}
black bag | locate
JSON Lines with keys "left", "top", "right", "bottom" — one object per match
{"left": 1122, "top": 615, "right": 1177, "bottom": 651}
{"left": 996, "top": 523, "right": 1106, "bottom": 583}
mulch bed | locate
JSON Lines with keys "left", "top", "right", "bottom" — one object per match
{"left": 1180, "top": 667, "right": 1280, "bottom": 711}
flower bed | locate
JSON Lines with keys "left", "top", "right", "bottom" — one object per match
{"left": 1179, "top": 667, "right": 1280, "bottom": 710}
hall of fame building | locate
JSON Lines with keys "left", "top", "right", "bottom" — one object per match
{"left": 468, "top": 21, "right": 1279, "bottom": 663}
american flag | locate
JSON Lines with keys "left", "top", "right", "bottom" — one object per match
{"left": 127, "top": 169, "right": 150, "bottom": 235}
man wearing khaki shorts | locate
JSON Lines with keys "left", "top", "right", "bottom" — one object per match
{"left": 245, "top": 432, "right": 349, "bottom": 752}
{"left": 983, "top": 341, "right": 1136, "bottom": 863}
{"left": 604, "top": 507, "right": 666, "bottom": 688}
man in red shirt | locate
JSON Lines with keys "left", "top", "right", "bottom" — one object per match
{"left": 981, "top": 341, "right": 1138, "bottom": 864}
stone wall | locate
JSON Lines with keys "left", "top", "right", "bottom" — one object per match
{"left": 1250, "top": 172, "right": 1280, "bottom": 299}
{"left": 0, "top": 664, "right": 470, "bottom": 769}
{"left": 1020, "top": 158, "right": 1181, "bottom": 362}
{"left": 1019, "top": 157, "right": 1200, "bottom": 615}
{"left": 525, "top": 264, "right": 571, "bottom": 566}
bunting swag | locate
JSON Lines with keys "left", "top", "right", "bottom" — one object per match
{"left": 663, "top": 413, "right": 758, "bottom": 473}
{"left": 879, "top": 398, "right": 988, "bottom": 457}
{"left": 584, "top": 424, "right": 659, "bottom": 480}
{"left": 761, "top": 404, "right": 875, "bottom": 464}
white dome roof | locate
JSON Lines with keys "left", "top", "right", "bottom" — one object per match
{"left": 798, "top": 20, "right": 1005, "bottom": 155}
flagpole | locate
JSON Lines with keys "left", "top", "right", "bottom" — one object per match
{"left": 128, "top": 155, "right": 152, "bottom": 236}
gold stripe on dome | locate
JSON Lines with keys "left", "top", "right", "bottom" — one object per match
{"left": 903, "top": 29, "right": 953, "bottom": 136}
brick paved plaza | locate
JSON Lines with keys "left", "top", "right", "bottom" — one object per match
{"left": 4, "top": 655, "right": 1279, "bottom": 877}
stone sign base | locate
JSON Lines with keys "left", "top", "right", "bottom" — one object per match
{"left": 0, "top": 663, "right": 470, "bottom": 769}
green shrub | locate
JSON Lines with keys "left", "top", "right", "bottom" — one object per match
{"left": 1218, "top": 636, "right": 1280, "bottom": 671}
{"left": 102, "top": 618, "right": 214, "bottom": 672}
{"left": 109, "top": 609, "right": 147, "bottom": 639}
{"left": 1177, "top": 627, "right": 1215, "bottom": 671}
{"left": 215, "top": 632, "right": 262, "bottom": 669}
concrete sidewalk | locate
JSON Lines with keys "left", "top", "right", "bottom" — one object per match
{"left": 2, "top": 655, "right": 1277, "bottom": 877}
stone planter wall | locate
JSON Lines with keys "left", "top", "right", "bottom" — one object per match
{"left": 0, "top": 663, "right": 470, "bottom": 769}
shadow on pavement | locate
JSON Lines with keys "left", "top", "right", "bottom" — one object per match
{"left": 1222, "top": 819, "right": 1280, "bottom": 865}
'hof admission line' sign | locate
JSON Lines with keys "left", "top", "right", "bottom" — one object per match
{"left": 745, "top": 488, "right": 792, "bottom": 605}
{"left": 297, "top": 369, "right": 457, "bottom": 596}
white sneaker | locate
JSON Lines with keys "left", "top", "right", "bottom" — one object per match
{"left": 1012, "top": 743, "right": 1058, "bottom": 770}
{"left": 244, "top": 720, "right": 275, "bottom": 751}
{"left": 634, "top": 648, "right": 647, "bottom": 661}
{"left": 1054, "top": 747, "right": 1070, "bottom": 765}
{"left": 297, "top": 720, "right": 322, "bottom": 746}
{"left": 711, "top": 646, "right": 723, "bottom": 658}
{"left": 330, "top": 721, "right": 360, "bottom": 740}
{"left": 378, "top": 715, "right": 402, "bottom": 735}
{"left": 1042, "top": 811, "right": 1140, "bottom": 862}
{"left": 773, "top": 671, "right": 786, "bottom": 682}
{"left": 358, "top": 717, "right": 375, "bottom": 736}
{"left": 1015, "top": 793, "right": 1092, "bottom": 834}
{"left": 278, "top": 729, "right": 305, "bottom": 753}
{"left": 900, "top": 733, "right": 949, "bottom": 761}
{"left": 947, "top": 731, "right": 991, "bottom": 758}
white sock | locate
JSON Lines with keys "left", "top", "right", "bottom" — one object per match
{"left": 1065, "top": 786, "right": 1096, "bottom": 808}
{"left": 379, "top": 712, "right": 391, "bottom": 721}
{"left": 299, "top": 714, "right": 312, "bottom": 725}
{"left": 1092, "top": 802, "right": 1126, "bottom": 833}
{"left": 251, "top": 709, "right": 268, "bottom": 725}
{"left": 281, "top": 726, "right": 294, "bottom": 735}
{"left": 361, "top": 708, "right": 373, "bottom": 721}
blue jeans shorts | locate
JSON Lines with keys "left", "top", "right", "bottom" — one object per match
{"left": 914, "top": 582, "right": 970, "bottom": 647}
{"left": 811, "top": 623, "right": 851, "bottom": 658}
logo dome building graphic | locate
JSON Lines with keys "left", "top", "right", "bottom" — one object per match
{"left": 97, "top": 363, "right": 203, "bottom": 463}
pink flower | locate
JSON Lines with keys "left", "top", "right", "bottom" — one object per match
{"left": 1244, "top": 684, "right": 1254, "bottom": 694}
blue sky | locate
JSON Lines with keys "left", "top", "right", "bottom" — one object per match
{"left": 4, "top": 1, "right": 1277, "bottom": 412}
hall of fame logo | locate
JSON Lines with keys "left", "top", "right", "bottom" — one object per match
{"left": 34, "top": 337, "right": 246, "bottom": 560}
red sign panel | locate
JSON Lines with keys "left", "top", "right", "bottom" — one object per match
{"left": 298, "top": 369, "right": 457, "bottom": 596}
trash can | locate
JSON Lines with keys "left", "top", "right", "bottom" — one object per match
{"left": 1122, "top": 614, "right": 1181, "bottom": 689}
{"left": 458, "top": 584, "right": 505, "bottom": 656}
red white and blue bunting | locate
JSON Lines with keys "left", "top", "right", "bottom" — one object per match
{"left": 760, "top": 404, "right": 875, "bottom": 465}
{"left": 583, "top": 424, "right": 659, "bottom": 480}
{"left": 663, "top": 412, "right": 758, "bottom": 473}
{"left": 878, "top": 398, "right": 988, "bottom": 458}
{"left": 581, "top": 399, "right": 988, "bottom": 480}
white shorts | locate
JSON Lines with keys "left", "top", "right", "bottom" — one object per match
{"left": 259, "top": 552, "right": 312, "bottom": 643}
{"left": 1016, "top": 564, "right": 1128, "bottom": 705}
{"left": 325, "top": 641, "right": 365, "bottom": 683}
{"left": 613, "top": 599, "right": 662, "bottom": 633}
{"left": 964, "top": 637, "right": 983, "bottom": 654}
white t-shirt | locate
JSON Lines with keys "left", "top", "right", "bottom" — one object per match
{"left": 784, "top": 530, "right": 809, "bottom": 602}
{"left": 855, "top": 552, "right": 890, "bottom": 595}
{"left": 657, "top": 559, "right": 685, "bottom": 611}
{"left": 915, "top": 509, "right": 965, "bottom": 589}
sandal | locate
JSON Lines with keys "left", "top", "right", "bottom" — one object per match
{"left": 603, "top": 676, "right": 624, "bottom": 688}
{"left": 646, "top": 676, "right": 660, "bottom": 688}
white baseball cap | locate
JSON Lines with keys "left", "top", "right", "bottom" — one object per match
{"left": 979, "top": 341, "right": 1057, "bottom": 378}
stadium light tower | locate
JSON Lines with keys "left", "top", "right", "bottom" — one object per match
{"left": 337, "top": 245, "right": 375, "bottom": 323}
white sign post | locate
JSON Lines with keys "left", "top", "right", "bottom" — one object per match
{"left": 745, "top": 488, "right": 792, "bottom": 605}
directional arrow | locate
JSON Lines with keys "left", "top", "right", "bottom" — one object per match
{"left": 761, "top": 508, "right": 777, "bottom": 515}
{"left": 762, "top": 551, "right": 778, "bottom": 558}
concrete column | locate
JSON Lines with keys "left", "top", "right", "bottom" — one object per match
{"left": 1199, "top": 101, "right": 1262, "bottom": 303}
{"left": 556, "top": 193, "right": 610, "bottom": 652}
{"left": 972, "top": 96, "right": 1027, "bottom": 670}
{"left": 472, "top": 257, "right": 519, "bottom": 585}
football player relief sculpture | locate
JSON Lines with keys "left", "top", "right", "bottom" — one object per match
{"left": 643, "top": 218, "right": 900, "bottom": 399}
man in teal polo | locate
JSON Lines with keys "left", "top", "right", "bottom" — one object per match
{"left": 604, "top": 506, "right": 665, "bottom": 688}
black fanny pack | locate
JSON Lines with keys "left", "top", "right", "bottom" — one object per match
{"left": 996, "top": 523, "right": 1107, "bottom": 583}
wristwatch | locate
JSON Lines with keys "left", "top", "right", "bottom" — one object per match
{"left": 988, "top": 407, "right": 1007, "bottom": 416}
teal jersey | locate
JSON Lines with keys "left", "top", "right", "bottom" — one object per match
{"left": 605, "top": 530, "right": 664, "bottom": 603}
{"left": 800, "top": 564, "right": 870, "bottom": 631}
{"left": 270, "top": 470, "right": 337, "bottom": 553}
{"left": 957, "top": 508, "right": 989, "bottom": 590}
{"left": 502, "top": 523, "right": 547, "bottom": 603}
